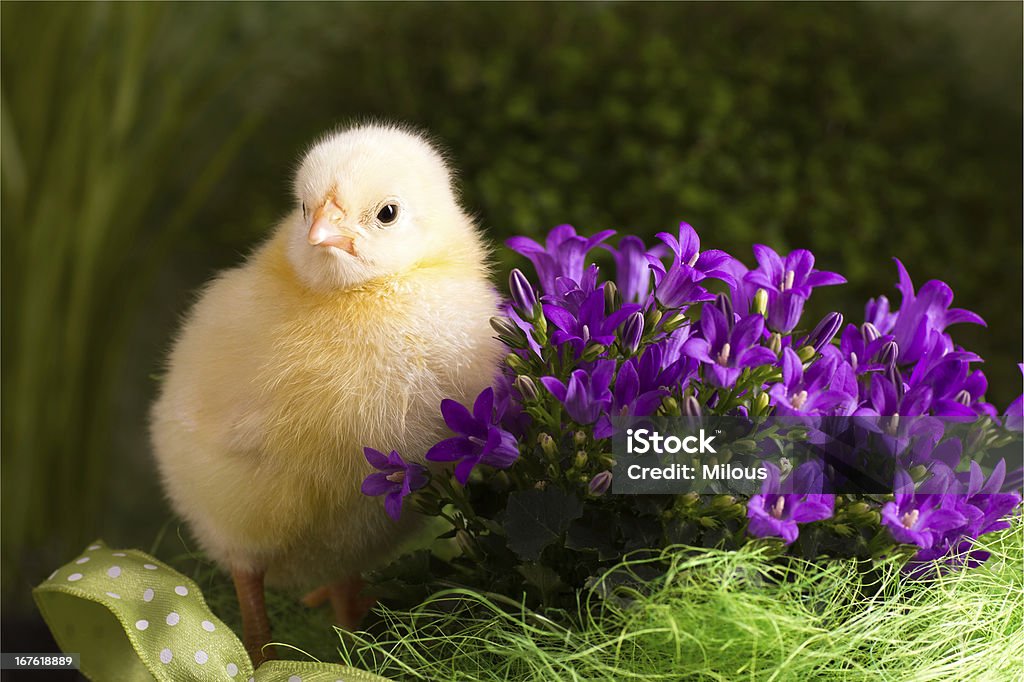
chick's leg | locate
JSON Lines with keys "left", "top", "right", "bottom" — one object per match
{"left": 231, "top": 568, "right": 275, "bottom": 665}
{"left": 329, "top": 575, "right": 375, "bottom": 630}
{"left": 301, "top": 576, "right": 375, "bottom": 629}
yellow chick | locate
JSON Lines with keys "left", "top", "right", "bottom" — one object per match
{"left": 150, "top": 123, "right": 504, "bottom": 663}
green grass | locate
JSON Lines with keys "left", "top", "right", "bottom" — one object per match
{"left": 170, "top": 518, "right": 1022, "bottom": 681}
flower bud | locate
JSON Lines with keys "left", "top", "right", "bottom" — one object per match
{"left": 752, "top": 288, "right": 768, "bottom": 316}
{"left": 604, "top": 281, "right": 621, "bottom": 313}
{"left": 581, "top": 343, "right": 607, "bottom": 362}
{"left": 456, "top": 530, "right": 482, "bottom": 560}
{"left": 711, "top": 494, "right": 735, "bottom": 510}
{"left": 661, "top": 312, "right": 687, "bottom": 333}
{"left": 621, "top": 311, "right": 644, "bottom": 353}
{"left": 588, "top": 471, "right": 613, "bottom": 496}
{"left": 533, "top": 312, "right": 548, "bottom": 336}
{"left": 754, "top": 392, "right": 770, "bottom": 415}
{"left": 714, "top": 292, "right": 734, "bottom": 322}
{"left": 574, "top": 451, "right": 588, "bottom": 469}
{"left": 808, "top": 312, "right": 843, "bottom": 352}
{"left": 797, "top": 345, "right": 816, "bottom": 363}
{"left": 847, "top": 501, "right": 872, "bottom": 516}
{"left": 909, "top": 464, "right": 927, "bottom": 482}
{"left": 878, "top": 340, "right": 899, "bottom": 369}
{"left": 514, "top": 375, "right": 539, "bottom": 402}
{"left": 682, "top": 395, "right": 702, "bottom": 418}
{"left": 598, "top": 454, "right": 617, "bottom": 468}
{"left": 538, "top": 432, "right": 557, "bottom": 458}
{"left": 768, "top": 332, "right": 782, "bottom": 356}
{"left": 505, "top": 353, "right": 530, "bottom": 374}
{"left": 491, "top": 316, "right": 528, "bottom": 348}
{"left": 860, "top": 322, "right": 880, "bottom": 345}
{"left": 645, "top": 307, "right": 663, "bottom": 330}
{"left": 509, "top": 269, "right": 538, "bottom": 320}
{"left": 731, "top": 439, "right": 758, "bottom": 453}
{"left": 662, "top": 396, "right": 680, "bottom": 415}
{"left": 574, "top": 430, "right": 588, "bottom": 446}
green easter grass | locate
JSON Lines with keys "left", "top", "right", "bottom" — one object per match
{"left": 178, "top": 518, "right": 1023, "bottom": 681}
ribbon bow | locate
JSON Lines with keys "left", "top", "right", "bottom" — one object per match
{"left": 34, "top": 540, "right": 393, "bottom": 682}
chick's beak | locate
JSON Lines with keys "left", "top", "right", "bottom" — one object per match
{"left": 308, "top": 200, "right": 359, "bottom": 257}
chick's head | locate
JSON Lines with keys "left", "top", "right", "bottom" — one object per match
{"left": 285, "top": 124, "right": 473, "bottom": 291}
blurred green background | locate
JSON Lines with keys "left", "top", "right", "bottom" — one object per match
{"left": 2, "top": 1, "right": 1020, "bottom": 650}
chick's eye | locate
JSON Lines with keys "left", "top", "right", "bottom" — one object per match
{"left": 376, "top": 203, "right": 399, "bottom": 225}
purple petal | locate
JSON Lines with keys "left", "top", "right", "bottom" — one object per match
{"left": 945, "top": 308, "right": 986, "bottom": 327}
{"left": 701, "top": 303, "right": 728, "bottom": 350}
{"left": 506, "top": 235, "right": 545, "bottom": 256}
{"left": 737, "top": 347, "right": 777, "bottom": 369}
{"left": 789, "top": 499, "right": 835, "bottom": 523}
{"left": 543, "top": 304, "right": 580, "bottom": 334}
{"left": 361, "top": 473, "right": 396, "bottom": 497}
{"left": 540, "top": 376, "right": 568, "bottom": 403}
{"left": 752, "top": 244, "right": 784, "bottom": 285}
{"left": 425, "top": 437, "right": 476, "bottom": 462}
{"left": 731, "top": 314, "right": 765, "bottom": 353}
{"left": 545, "top": 224, "right": 579, "bottom": 250}
{"left": 363, "top": 447, "right": 390, "bottom": 470}
{"left": 805, "top": 271, "right": 846, "bottom": 287}
{"left": 384, "top": 491, "right": 403, "bottom": 520}
{"left": 453, "top": 456, "right": 480, "bottom": 485}
{"left": 615, "top": 361, "right": 640, "bottom": 408}
{"left": 780, "top": 347, "right": 802, "bottom": 389}
{"left": 473, "top": 387, "right": 495, "bottom": 424}
{"left": 441, "top": 398, "right": 482, "bottom": 437}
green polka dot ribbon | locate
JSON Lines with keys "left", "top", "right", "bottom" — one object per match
{"left": 34, "top": 540, "right": 393, "bottom": 682}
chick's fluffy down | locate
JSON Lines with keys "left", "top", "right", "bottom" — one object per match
{"left": 151, "top": 226, "right": 503, "bottom": 588}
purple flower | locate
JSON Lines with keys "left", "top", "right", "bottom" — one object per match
{"left": 958, "top": 460, "right": 1022, "bottom": 536}
{"left": 426, "top": 388, "right": 520, "bottom": 485}
{"left": 881, "top": 466, "right": 967, "bottom": 550}
{"left": 769, "top": 348, "right": 857, "bottom": 416}
{"left": 612, "top": 235, "right": 658, "bottom": 304}
{"left": 592, "top": 355, "right": 669, "bottom": 438}
{"left": 745, "top": 246, "right": 845, "bottom": 333}
{"left": 865, "top": 296, "right": 898, "bottom": 334}
{"left": 361, "top": 448, "right": 429, "bottom": 521}
{"left": 838, "top": 323, "right": 894, "bottom": 375}
{"left": 889, "top": 259, "right": 985, "bottom": 366}
{"left": 540, "top": 360, "right": 615, "bottom": 427}
{"left": 747, "top": 461, "right": 835, "bottom": 545}
{"left": 656, "top": 222, "right": 737, "bottom": 285}
{"left": 689, "top": 306, "right": 777, "bottom": 387}
{"left": 543, "top": 286, "right": 640, "bottom": 356}
{"left": 507, "top": 225, "right": 615, "bottom": 295}
{"left": 648, "top": 223, "right": 737, "bottom": 309}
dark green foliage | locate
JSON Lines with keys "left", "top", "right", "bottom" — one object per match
{"left": 1, "top": 1, "right": 1019, "bottom": 626}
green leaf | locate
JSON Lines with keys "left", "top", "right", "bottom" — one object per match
{"left": 516, "top": 562, "right": 566, "bottom": 603}
{"left": 503, "top": 487, "right": 583, "bottom": 561}
{"left": 565, "top": 518, "right": 620, "bottom": 561}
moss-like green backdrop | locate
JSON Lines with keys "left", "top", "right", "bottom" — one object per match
{"left": 2, "top": 1, "right": 1020, "bottom": 649}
